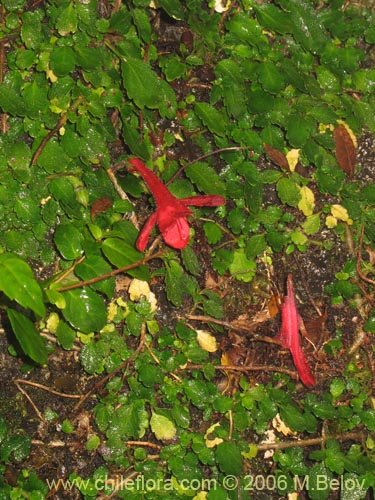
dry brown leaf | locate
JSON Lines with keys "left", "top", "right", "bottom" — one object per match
{"left": 333, "top": 124, "right": 356, "bottom": 177}
{"left": 91, "top": 196, "right": 112, "bottom": 218}
{"left": 264, "top": 143, "right": 289, "bottom": 170}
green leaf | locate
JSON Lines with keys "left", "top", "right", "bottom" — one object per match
{"left": 150, "top": 412, "right": 177, "bottom": 441}
{"left": 229, "top": 249, "right": 256, "bottom": 282}
{"left": 185, "top": 161, "right": 226, "bottom": 196}
{"left": 50, "top": 46, "right": 76, "bottom": 77}
{"left": 181, "top": 246, "right": 200, "bottom": 276}
{"left": 227, "top": 207, "right": 246, "bottom": 234}
{"left": 157, "top": 0, "right": 184, "bottom": 20}
{"left": 307, "top": 464, "right": 333, "bottom": 500}
{"left": 203, "top": 221, "right": 223, "bottom": 245}
{"left": 121, "top": 121, "right": 150, "bottom": 159}
{"left": 195, "top": 102, "right": 227, "bottom": 138}
{"left": 215, "top": 442, "right": 243, "bottom": 475}
{"left": 276, "top": 177, "right": 301, "bottom": 207}
{"left": 0, "top": 254, "right": 45, "bottom": 317}
{"left": 56, "top": 3, "right": 77, "bottom": 36}
{"left": 37, "top": 139, "right": 70, "bottom": 174}
{"left": 132, "top": 8, "right": 151, "bottom": 43}
{"left": 7, "top": 142, "right": 32, "bottom": 170}
{"left": 62, "top": 288, "right": 107, "bottom": 333}
{"left": 54, "top": 224, "right": 84, "bottom": 260}
{"left": 255, "top": 3, "right": 294, "bottom": 34}
{"left": 287, "top": 0, "right": 329, "bottom": 55}
{"left": 258, "top": 62, "right": 285, "bottom": 94}
{"left": 109, "top": 401, "right": 149, "bottom": 439}
{"left": 102, "top": 237, "right": 150, "bottom": 280}
{"left": 75, "top": 255, "right": 115, "bottom": 299}
{"left": 286, "top": 114, "right": 316, "bottom": 147}
{"left": 280, "top": 403, "right": 317, "bottom": 433}
{"left": 7, "top": 308, "right": 48, "bottom": 364}
{"left": 56, "top": 320, "right": 76, "bottom": 350}
{"left": 1, "top": 434, "right": 31, "bottom": 463}
{"left": 341, "top": 473, "right": 368, "bottom": 500}
{"left": 165, "top": 259, "right": 184, "bottom": 307}
{"left": 302, "top": 213, "right": 321, "bottom": 235}
{"left": 330, "top": 378, "right": 346, "bottom": 400}
{"left": 122, "top": 57, "right": 174, "bottom": 112}
{"left": 245, "top": 233, "right": 267, "bottom": 259}
{"left": 22, "top": 78, "right": 49, "bottom": 119}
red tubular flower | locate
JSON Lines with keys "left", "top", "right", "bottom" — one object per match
{"left": 128, "top": 158, "right": 226, "bottom": 251}
{"left": 277, "top": 274, "right": 316, "bottom": 387}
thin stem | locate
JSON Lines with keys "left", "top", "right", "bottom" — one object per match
{"left": 166, "top": 146, "right": 252, "bottom": 185}
{"left": 55, "top": 251, "right": 163, "bottom": 292}
{"left": 31, "top": 95, "right": 84, "bottom": 166}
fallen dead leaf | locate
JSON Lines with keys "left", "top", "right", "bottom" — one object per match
{"left": 334, "top": 124, "right": 356, "bottom": 177}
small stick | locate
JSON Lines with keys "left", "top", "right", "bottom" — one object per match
{"left": 14, "top": 379, "right": 81, "bottom": 399}
{"left": 14, "top": 381, "right": 44, "bottom": 421}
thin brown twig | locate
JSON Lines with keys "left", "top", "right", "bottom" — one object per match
{"left": 106, "top": 166, "right": 139, "bottom": 229}
{"left": 126, "top": 440, "right": 162, "bottom": 450}
{"left": 31, "top": 95, "right": 84, "bottom": 166}
{"left": 183, "top": 363, "right": 297, "bottom": 379}
{"left": 166, "top": 146, "right": 252, "bottom": 185}
{"left": 14, "top": 379, "right": 81, "bottom": 399}
{"left": 186, "top": 314, "right": 280, "bottom": 345}
{"left": 257, "top": 430, "right": 366, "bottom": 452}
{"left": 14, "top": 381, "right": 45, "bottom": 421}
{"left": 32, "top": 439, "right": 66, "bottom": 447}
{"left": 56, "top": 251, "right": 164, "bottom": 292}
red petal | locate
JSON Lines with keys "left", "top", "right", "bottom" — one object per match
{"left": 181, "top": 194, "right": 226, "bottom": 207}
{"left": 161, "top": 217, "right": 191, "bottom": 249}
{"left": 136, "top": 212, "right": 158, "bottom": 251}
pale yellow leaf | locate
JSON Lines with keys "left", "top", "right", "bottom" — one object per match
{"left": 298, "top": 185, "right": 315, "bottom": 216}
{"left": 46, "top": 312, "right": 59, "bottom": 333}
{"left": 272, "top": 413, "right": 296, "bottom": 436}
{"left": 193, "top": 492, "right": 208, "bottom": 500}
{"left": 128, "top": 278, "right": 157, "bottom": 311}
{"left": 286, "top": 148, "right": 300, "bottom": 172}
{"left": 196, "top": 330, "right": 218, "bottom": 352}
{"left": 204, "top": 422, "right": 224, "bottom": 448}
{"left": 128, "top": 278, "right": 151, "bottom": 300}
{"left": 242, "top": 443, "right": 258, "bottom": 459}
{"left": 331, "top": 204, "right": 349, "bottom": 222}
{"left": 214, "top": 0, "right": 231, "bottom": 13}
{"left": 150, "top": 413, "right": 176, "bottom": 441}
{"left": 287, "top": 493, "right": 299, "bottom": 500}
{"left": 107, "top": 302, "right": 118, "bottom": 322}
{"left": 325, "top": 215, "right": 337, "bottom": 228}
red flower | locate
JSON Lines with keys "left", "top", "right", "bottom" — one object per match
{"left": 128, "top": 158, "right": 226, "bottom": 251}
{"left": 277, "top": 274, "right": 316, "bottom": 387}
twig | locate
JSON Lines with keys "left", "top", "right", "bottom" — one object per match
{"left": 106, "top": 166, "right": 139, "bottom": 229}
{"left": 14, "top": 381, "right": 45, "bottom": 421}
{"left": 257, "top": 430, "right": 366, "bottom": 452}
{"left": 166, "top": 146, "right": 252, "bottom": 185}
{"left": 186, "top": 314, "right": 280, "bottom": 345}
{"left": 14, "top": 379, "right": 81, "bottom": 399}
{"left": 126, "top": 440, "right": 162, "bottom": 450}
{"left": 182, "top": 363, "right": 297, "bottom": 379}
{"left": 56, "top": 251, "right": 164, "bottom": 292}
{"left": 32, "top": 439, "right": 66, "bottom": 447}
{"left": 31, "top": 95, "right": 84, "bottom": 166}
